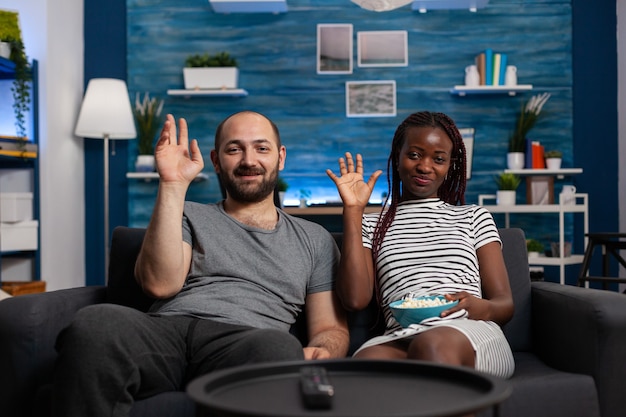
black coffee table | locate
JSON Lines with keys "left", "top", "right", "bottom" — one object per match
{"left": 187, "top": 359, "right": 511, "bottom": 417}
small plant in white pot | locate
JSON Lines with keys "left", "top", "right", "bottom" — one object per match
{"left": 526, "top": 239, "right": 544, "bottom": 258}
{"left": 183, "top": 51, "right": 238, "bottom": 90}
{"left": 277, "top": 177, "right": 288, "bottom": 208}
{"left": 544, "top": 150, "right": 562, "bottom": 170}
{"left": 133, "top": 92, "right": 164, "bottom": 172}
{"left": 495, "top": 172, "right": 521, "bottom": 205}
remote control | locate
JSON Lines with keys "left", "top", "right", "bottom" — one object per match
{"left": 299, "top": 366, "right": 334, "bottom": 409}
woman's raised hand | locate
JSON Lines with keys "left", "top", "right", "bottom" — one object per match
{"left": 326, "top": 152, "right": 382, "bottom": 208}
{"left": 154, "top": 114, "right": 204, "bottom": 185}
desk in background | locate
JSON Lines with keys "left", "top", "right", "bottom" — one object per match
{"left": 283, "top": 206, "right": 382, "bottom": 233}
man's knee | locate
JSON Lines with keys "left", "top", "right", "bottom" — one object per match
{"left": 236, "top": 328, "right": 304, "bottom": 363}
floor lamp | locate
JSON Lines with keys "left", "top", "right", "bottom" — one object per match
{"left": 75, "top": 79, "right": 136, "bottom": 280}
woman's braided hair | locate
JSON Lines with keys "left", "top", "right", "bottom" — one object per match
{"left": 372, "top": 111, "right": 467, "bottom": 261}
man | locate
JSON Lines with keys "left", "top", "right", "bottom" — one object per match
{"left": 52, "top": 111, "right": 349, "bottom": 417}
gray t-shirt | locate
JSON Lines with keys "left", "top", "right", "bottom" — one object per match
{"left": 150, "top": 202, "right": 340, "bottom": 331}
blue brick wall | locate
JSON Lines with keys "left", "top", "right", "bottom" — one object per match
{"left": 126, "top": 0, "right": 574, "bottom": 246}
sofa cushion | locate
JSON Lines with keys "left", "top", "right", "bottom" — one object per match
{"left": 478, "top": 352, "right": 600, "bottom": 417}
{"left": 499, "top": 228, "right": 532, "bottom": 352}
{"left": 107, "top": 227, "right": 154, "bottom": 312}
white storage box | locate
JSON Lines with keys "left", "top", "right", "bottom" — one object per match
{"left": 0, "top": 220, "right": 38, "bottom": 251}
{"left": 1, "top": 192, "right": 33, "bottom": 223}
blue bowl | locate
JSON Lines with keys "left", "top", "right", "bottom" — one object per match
{"left": 389, "top": 295, "right": 459, "bottom": 327}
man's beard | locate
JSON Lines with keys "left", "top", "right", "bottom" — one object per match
{"left": 221, "top": 165, "right": 279, "bottom": 203}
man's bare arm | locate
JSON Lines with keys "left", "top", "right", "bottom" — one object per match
{"left": 134, "top": 115, "right": 204, "bottom": 299}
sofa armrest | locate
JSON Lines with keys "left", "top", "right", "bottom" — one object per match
{"left": 531, "top": 281, "right": 626, "bottom": 417}
{"left": 0, "top": 286, "right": 106, "bottom": 417}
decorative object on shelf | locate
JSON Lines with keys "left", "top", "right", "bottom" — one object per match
{"left": 277, "top": 177, "right": 288, "bottom": 208}
{"left": 504, "top": 65, "right": 517, "bottom": 86}
{"left": 526, "top": 239, "right": 544, "bottom": 258}
{"left": 299, "top": 189, "right": 311, "bottom": 208}
{"left": 559, "top": 184, "right": 576, "bottom": 205}
{"left": 508, "top": 92, "right": 551, "bottom": 169}
{"left": 75, "top": 78, "right": 137, "bottom": 276}
{"left": 464, "top": 64, "right": 479, "bottom": 86}
{"left": 352, "top": 0, "right": 412, "bottom": 12}
{"left": 509, "top": 92, "right": 551, "bottom": 153}
{"left": 506, "top": 152, "right": 525, "bottom": 170}
{"left": 544, "top": 149, "right": 562, "bottom": 170}
{"left": 133, "top": 92, "right": 164, "bottom": 172}
{"left": 183, "top": 51, "right": 239, "bottom": 90}
{"left": 550, "top": 241, "right": 572, "bottom": 258}
{"left": 495, "top": 172, "right": 520, "bottom": 205}
{"left": 0, "top": 10, "right": 31, "bottom": 140}
{"left": 411, "top": 0, "right": 489, "bottom": 13}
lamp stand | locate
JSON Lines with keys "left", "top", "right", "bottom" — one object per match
{"left": 103, "top": 134, "right": 110, "bottom": 281}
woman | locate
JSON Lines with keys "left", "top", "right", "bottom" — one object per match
{"left": 326, "top": 111, "right": 515, "bottom": 378}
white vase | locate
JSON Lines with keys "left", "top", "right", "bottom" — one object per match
{"left": 496, "top": 190, "right": 516, "bottom": 205}
{"left": 507, "top": 152, "right": 525, "bottom": 170}
{"left": 465, "top": 65, "right": 480, "bottom": 87}
{"left": 0, "top": 42, "right": 10, "bottom": 59}
{"left": 279, "top": 191, "right": 286, "bottom": 208}
{"left": 135, "top": 155, "right": 156, "bottom": 172}
{"left": 505, "top": 65, "right": 517, "bottom": 86}
{"left": 545, "top": 158, "right": 562, "bottom": 170}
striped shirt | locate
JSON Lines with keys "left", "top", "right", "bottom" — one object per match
{"left": 362, "top": 198, "right": 501, "bottom": 333}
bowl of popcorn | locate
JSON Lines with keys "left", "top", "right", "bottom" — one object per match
{"left": 389, "top": 295, "right": 458, "bottom": 327}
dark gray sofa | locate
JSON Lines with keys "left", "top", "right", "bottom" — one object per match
{"left": 1, "top": 227, "right": 625, "bottom": 417}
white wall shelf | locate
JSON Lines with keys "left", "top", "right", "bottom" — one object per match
{"left": 209, "top": 0, "right": 287, "bottom": 14}
{"left": 450, "top": 85, "right": 533, "bottom": 96}
{"left": 167, "top": 89, "right": 248, "bottom": 97}
{"left": 126, "top": 172, "right": 209, "bottom": 182}
{"left": 505, "top": 168, "right": 583, "bottom": 179}
{"left": 479, "top": 193, "right": 589, "bottom": 285}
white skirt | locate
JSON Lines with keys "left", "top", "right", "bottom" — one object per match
{"left": 353, "top": 317, "right": 515, "bottom": 379}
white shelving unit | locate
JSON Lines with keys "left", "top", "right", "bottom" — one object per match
{"left": 505, "top": 168, "right": 582, "bottom": 179}
{"left": 480, "top": 168, "right": 587, "bottom": 285}
{"left": 167, "top": 89, "right": 248, "bottom": 97}
{"left": 450, "top": 85, "right": 533, "bottom": 96}
{"left": 479, "top": 193, "right": 588, "bottom": 285}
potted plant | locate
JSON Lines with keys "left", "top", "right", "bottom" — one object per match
{"left": 495, "top": 172, "right": 521, "bottom": 205}
{"left": 183, "top": 51, "right": 239, "bottom": 90}
{"left": 0, "top": 10, "right": 31, "bottom": 140}
{"left": 507, "top": 92, "right": 551, "bottom": 169}
{"left": 133, "top": 92, "right": 164, "bottom": 172}
{"left": 298, "top": 189, "right": 311, "bottom": 208}
{"left": 544, "top": 149, "right": 562, "bottom": 170}
{"left": 526, "top": 239, "right": 544, "bottom": 258}
{"left": 277, "top": 177, "right": 288, "bottom": 208}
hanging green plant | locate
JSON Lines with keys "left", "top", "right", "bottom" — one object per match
{"left": 0, "top": 10, "right": 31, "bottom": 140}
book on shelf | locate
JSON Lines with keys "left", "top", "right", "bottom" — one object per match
{"left": 492, "top": 53, "right": 501, "bottom": 86}
{"left": 484, "top": 48, "right": 493, "bottom": 86}
{"left": 471, "top": 50, "right": 511, "bottom": 87}
{"left": 531, "top": 141, "right": 546, "bottom": 169}
{"left": 0, "top": 139, "right": 37, "bottom": 159}
{"left": 525, "top": 138, "right": 533, "bottom": 169}
{"left": 475, "top": 52, "right": 486, "bottom": 85}
{"left": 499, "top": 53, "right": 508, "bottom": 85}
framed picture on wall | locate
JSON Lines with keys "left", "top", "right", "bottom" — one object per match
{"left": 459, "top": 128, "right": 475, "bottom": 179}
{"left": 346, "top": 80, "right": 396, "bottom": 117}
{"left": 317, "top": 24, "right": 353, "bottom": 74}
{"left": 357, "top": 30, "right": 408, "bottom": 67}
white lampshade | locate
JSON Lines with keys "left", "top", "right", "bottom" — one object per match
{"left": 75, "top": 78, "right": 137, "bottom": 140}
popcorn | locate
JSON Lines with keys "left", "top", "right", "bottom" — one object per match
{"left": 398, "top": 296, "right": 452, "bottom": 308}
